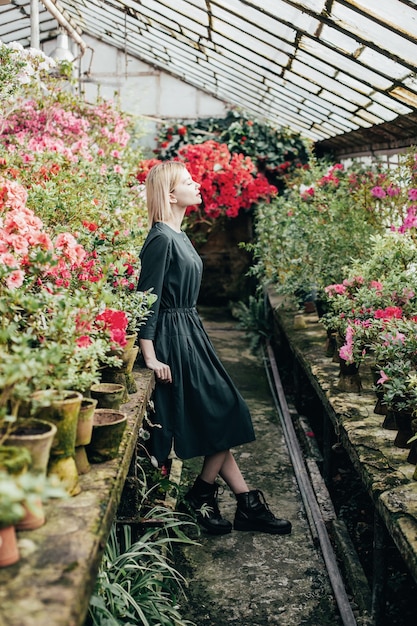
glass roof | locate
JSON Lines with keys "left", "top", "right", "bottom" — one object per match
{"left": 2, "top": 0, "right": 417, "bottom": 142}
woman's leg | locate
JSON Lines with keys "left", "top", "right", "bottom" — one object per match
{"left": 200, "top": 450, "right": 249, "bottom": 494}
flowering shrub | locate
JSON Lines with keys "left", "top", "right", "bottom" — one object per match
{"left": 154, "top": 109, "right": 310, "bottom": 190}
{"left": 319, "top": 223, "right": 417, "bottom": 413}
{"left": 321, "top": 228, "right": 417, "bottom": 370}
{"left": 0, "top": 46, "right": 154, "bottom": 414}
{"left": 136, "top": 140, "right": 277, "bottom": 228}
{"left": 371, "top": 317, "right": 417, "bottom": 414}
{"left": 247, "top": 159, "right": 394, "bottom": 303}
{"left": 0, "top": 40, "right": 55, "bottom": 104}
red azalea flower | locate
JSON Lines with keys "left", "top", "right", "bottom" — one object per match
{"left": 76, "top": 335, "right": 92, "bottom": 348}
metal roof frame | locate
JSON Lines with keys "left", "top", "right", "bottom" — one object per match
{"left": 2, "top": 0, "right": 417, "bottom": 155}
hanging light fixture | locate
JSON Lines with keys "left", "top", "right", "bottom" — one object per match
{"left": 50, "top": 30, "right": 75, "bottom": 62}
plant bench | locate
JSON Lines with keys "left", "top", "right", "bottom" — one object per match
{"left": 0, "top": 368, "right": 154, "bottom": 626}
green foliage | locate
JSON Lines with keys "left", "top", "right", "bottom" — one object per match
{"left": 0, "top": 469, "right": 66, "bottom": 528}
{"left": 246, "top": 159, "right": 393, "bottom": 304}
{"left": 87, "top": 475, "right": 198, "bottom": 626}
{"left": 233, "top": 293, "right": 272, "bottom": 353}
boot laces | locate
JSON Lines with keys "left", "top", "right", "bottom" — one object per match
{"left": 254, "top": 489, "right": 275, "bottom": 519}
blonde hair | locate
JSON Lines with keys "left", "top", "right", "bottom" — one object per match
{"left": 145, "top": 161, "right": 186, "bottom": 228}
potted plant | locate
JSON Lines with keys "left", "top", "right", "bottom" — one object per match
{"left": 0, "top": 469, "right": 67, "bottom": 567}
{"left": 369, "top": 316, "right": 417, "bottom": 443}
{"left": 0, "top": 471, "right": 27, "bottom": 567}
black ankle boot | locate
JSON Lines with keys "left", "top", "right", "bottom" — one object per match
{"left": 184, "top": 476, "right": 232, "bottom": 535}
{"left": 234, "top": 489, "right": 292, "bottom": 535}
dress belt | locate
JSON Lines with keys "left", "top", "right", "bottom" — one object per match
{"left": 160, "top": 306, "right": 197, "bottom": 313}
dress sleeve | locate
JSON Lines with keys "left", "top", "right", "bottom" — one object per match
{"left": 137, "top": 230, "right": 171, "bottom": 340}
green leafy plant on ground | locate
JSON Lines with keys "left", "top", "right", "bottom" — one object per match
{"left": 232, "top": 292, "right": 272, "bottom": 353}
{"left": 86, "top": 463, "right": 198, "bottom": 626}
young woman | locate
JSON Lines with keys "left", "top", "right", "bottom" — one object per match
{"left": 137, "top": 161, "right": 291, "bottom": 536}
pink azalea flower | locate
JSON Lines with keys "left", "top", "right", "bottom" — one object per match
{"left": 54, "top": 232, "right": 87, "bottom": 265}
{"left": 371, "top": 186, "right": 386, "bottom": 199}
{"left": 2, "top": 179, "right": 28, "bottom": 209}
{"left": 377, "top": 370, "right": 389, "bottom": 385}
{"left": 5, "top": 269, "right": 25, "bottom": 289}
{"left": 7, "top": 233, "right": 29, "bottom": 256}
{"left": 386, "top": 185, "right": 400, "bottom": 197}
{"left": 0, "top": 252, "right": 18, "bottom": 267}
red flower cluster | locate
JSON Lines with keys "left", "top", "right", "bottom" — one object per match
{"left": 136, "top": 158, "right": 163, "bottom": 184}
{"left": 136, "top": 140, "right": 277, "bottom": 222}
{"left": 95, "top": 308, "right": 128, "bottom": 348}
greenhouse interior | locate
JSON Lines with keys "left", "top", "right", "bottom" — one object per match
{"left": 2, "top": 1, "right": 417, "bottom": 625}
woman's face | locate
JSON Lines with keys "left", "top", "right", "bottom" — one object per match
{"left": 170, "top": 170, "right": 201, "bottom": 208}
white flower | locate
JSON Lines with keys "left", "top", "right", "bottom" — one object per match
{"left": 7, "top": 41, "right": 24, "bottom": 52}
{"left": 299, "top": 184, "right": 314, "bottom": 194}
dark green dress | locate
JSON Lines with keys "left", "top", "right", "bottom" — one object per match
{"left": 137, "top": 222, "right": 255, "bottom": 463}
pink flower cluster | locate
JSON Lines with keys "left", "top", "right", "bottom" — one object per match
{"left": 0, "top": 99, "right": 131, "bottom": 163}
{"left": 0, "top": 176, "right": 91, "bottom": 290}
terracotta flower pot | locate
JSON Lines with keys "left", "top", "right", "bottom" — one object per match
{"left": 15, "top": 498, "right": 45, "bottom": 531}
{"left": 5, "top": 419, "right": 57, "bottom": 476}
{"left": 86, "top": 409, "right": 127, "bottom": 463}
{"left": 74, "top": 397, "right": 98, "bottom": 475}
{"left": 76, "top": 398, "right": 98, "bottom": 447}
{"left": 31, "top": 390, "right": 83, "bottom": 496}
{"left": 90, "top": 383, "right": 126, "bottom": 410}
{"left": 0, "top": 525, "right": 19, "bottom": 568}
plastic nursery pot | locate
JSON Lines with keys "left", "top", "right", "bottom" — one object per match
{"left": 5, "top": 419, "right": 57, "bottom": 476}
{"left": 90, "top": 383, "right": 126, "bottom": 410}
{"left": 86, "top": 409, "right": 127, "bottom": 463}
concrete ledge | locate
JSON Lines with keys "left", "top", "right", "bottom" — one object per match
{"left": 0, "top": 368, "right": 154, "bottom": 626}
{"left": 269, "top": 291, "right": 417, "bottom": 588}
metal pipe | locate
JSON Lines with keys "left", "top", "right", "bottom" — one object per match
{"left": 40, "top": 0, "right": 88, "bottom": 54}
{"left": 265, "top": 341, "right": 358, "bottom": 626}
{"left": 371, "top": 511, "right": 386, "bottom": 623}
{"left": 30, "top": 0, "right": 40, "bottom": 49}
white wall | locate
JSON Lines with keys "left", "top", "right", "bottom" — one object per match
{"left": 44, "top": 34, "right": 228, "bottom": 155}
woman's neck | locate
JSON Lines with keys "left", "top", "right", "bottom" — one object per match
{"left": 164, "top": 207, "right": 185, "bottom": 232}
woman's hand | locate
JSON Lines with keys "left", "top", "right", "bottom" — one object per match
{"left": 139, "top": 339, "right": 172, "bottom": 383}
{"left": 148, "top": 358, "right": 172, "bottom": 384}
